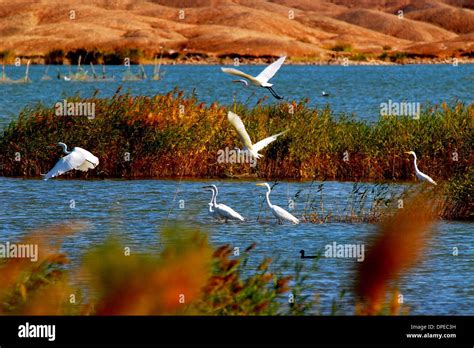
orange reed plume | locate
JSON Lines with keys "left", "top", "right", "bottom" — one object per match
{"left": 355, "top": 187, "right": 441, "bottom": 314}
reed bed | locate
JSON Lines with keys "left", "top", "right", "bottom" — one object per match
{"left": 300, "top": 182, "right": 398, "bottom": 224}
{"left": 0, "top": 89, "right": 471, "bottom": 219}
{"left": 254, "top": 179, "right": 468, "bottom": 222}
{"left": 0, "top": 89, "right": 471, "bottom": 181}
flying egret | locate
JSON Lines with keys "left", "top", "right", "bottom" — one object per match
{"left": 43, "top": 142, "right": 99, "bottom": 180}
{"left": 256, "top": 183, "right": 299, "bottom": 224}
{"left": 203, "top": 185, "right": 245, "bottom": 222}
{"left": 227, "top": 111, "right": 288, "bottom": 160}
{"left": 221, "top": 56, "right": 286, "bottom": 99}
{"left": 405, "top": 151, "right": 437, "bottom": 185}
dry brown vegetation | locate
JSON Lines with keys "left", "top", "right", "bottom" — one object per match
{"left": 0, "top": 0, "right": 472, "bottom": 62}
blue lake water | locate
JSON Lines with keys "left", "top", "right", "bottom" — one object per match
{"left": 0, "top": 64, "right": 472, "bottom": 315}
{"left": 0, "top": 178, "right": 472, "bottom": 315}
{"left": 0, "top": 64, "right": 473, "bottom": 128}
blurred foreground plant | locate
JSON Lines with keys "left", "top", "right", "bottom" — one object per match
{"left": 355, "top": 187, "right": 441, "bottom": 314}
{"left": 0, "top": 223, "right": 317, "bottom": 315}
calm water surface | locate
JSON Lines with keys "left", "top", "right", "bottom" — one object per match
{"left": 0, "top": 178, "right": 472, "bottom": 315}
{"left": 0, "top": 64, "right": 473, "bottom": 128}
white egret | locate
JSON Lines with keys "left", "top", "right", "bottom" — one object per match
{"left": 221, "top": 56, "right": 286, "bottom": 99}
{"left": 256, "top": 183, "right": 299, "bottom": 224}
{"left": 43, "top": 142, "right": 99, "bottom": 180}
{"left": 405, "top": 151, "right": 437, "bottom": 185}
{"left": 203, "top": 185, "right": 245, "bottom": 222}
{"left": 227, "top": 111, "right": 288, "bottom": 160}
{"left": 203, "top": 185, "right": 220, "bottom": 219}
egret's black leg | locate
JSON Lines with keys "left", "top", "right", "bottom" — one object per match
{"left": 268, "top": 87, "right": 283, "bottom": 99}
{"left": 265, "top": 87, "right": 283, "bottom": 100}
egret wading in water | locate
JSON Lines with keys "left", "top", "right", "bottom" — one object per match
{"left": 227, "top": 111, "right": 288, "bottom": 160}
{"left": 221, "top": 56, "right": 286, "bottom": 100}
{"left": 203, "top": 185, "right": 245, "bottom": 222}
{"left": 203, "top": 185, "right": 219, "bottom": 219}
{"left": 256, "top": 183, "right": 299, "bottom": 225}
{"left": 405, "top": 151, "right": 437, "bottom": 185}
{"left": 43, "top": 142, "right": 99, "bottom": 180}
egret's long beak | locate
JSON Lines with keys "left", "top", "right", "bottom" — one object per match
{"left": 404, "top": 151, "right": 411, "bottom": 154}
{"left": 202, "top": 185, "right": 213, "bottom": 190}
{"left": 256, "top": 183, "right": 265, "bottom": 187}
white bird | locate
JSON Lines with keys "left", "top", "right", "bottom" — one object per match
{"left": 43, "top": 142, "right": 99, "bottom": 180}
{"left": 227, "top": 111, "right": 288, "bottom": 159}
{"left": 221, "top": 56, "right": 286, "bottom": 99}
{"left": 203, "top": 185, "right": 220, "bottom": 219}
{"left": 405, "top": 151, "right": 437, "bottom": 185}
{"left": 256, "top": 183, "right": 299, "bottom": 224}
{"left": 203, "top": 185, "right": 245, "bottom": 222}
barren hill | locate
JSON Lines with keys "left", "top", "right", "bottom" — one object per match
{"left": 0, "top": 0, "right": 472, "bottom": 63}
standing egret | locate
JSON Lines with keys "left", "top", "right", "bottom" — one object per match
{"left": 203, "top": 185, "right": 220, "bottom": 219}
{"left": 256, "top": 183, "right": 299, "bottom": 224}
{"left": 227, "top": 111, "right": 288, "bottom": 160}
{"left": 405, "top": 151, "right": 437, "bottom": 185}
{"left": 43, "top": 142, "right": 99, "bottom": 180}
{"left": 221, "top": 56, "right": 286, "bottom": 99}
{"left": 203, "top": 185, "right": 245, "bottom": 222}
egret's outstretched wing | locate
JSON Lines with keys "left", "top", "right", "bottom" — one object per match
{"left": 221, "top": 68, "right": 258, "bottom": 84}
{"left": 43, "top": 151, "right": 86, "bottom": 180}
{"left": 227, "top": 111, "right": 253, "bottom": 149}
{"left": 74, "top": 147, "right": 99, "bottom": 171}
{"left": 255, "top": 56, "right": 286, "bottom": 84}
{"left": 253, "top": 130, "right": 288, "bottom": 153}
{"left": 273, "top": 205, "right": 299, "bottom": 224}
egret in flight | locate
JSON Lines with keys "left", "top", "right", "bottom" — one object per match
{"left": 405, "top": 151, "right": 437, "bottom": 185}
{"left": 203, "top": 185, "right": 245, "bottom": 222}
{"left": 256, "top": 183, "right": 300, "bottom": 224}
{"left": 43, "top": 142, "right": 99, "bottom": 180}
{"left": 221, "top": 56, "right": 286, "bottom": 99}
{"left": 228, "top": 111, "right": 288, "bottom": 160}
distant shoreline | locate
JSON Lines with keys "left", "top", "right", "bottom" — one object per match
{"left": 4, "top": 57, "right": 474, "bottom": 66}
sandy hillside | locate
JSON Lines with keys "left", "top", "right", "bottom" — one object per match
{"left": 0, "top": 0, "right": 472, "bottom": 61}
